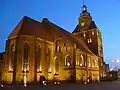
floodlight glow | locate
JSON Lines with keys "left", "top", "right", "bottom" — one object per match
{"left": 0, "top": 84, "right": 3, "bottom": 87}
{"left": 23, "top": 66, "right": 27, "bottom": 87}
{"left": 24, "top": 84, "right": 27, "bottom": 87}
{"left": 67, "top": 62, "right": 70, "bottom": 66}
{"left": 84, "top": 82, "right": 87, "bottom": 84}
{"left": 54, "top": 82, "right": 57, "bottom": 84}
{"left": 48, "top": 68, "right": 51, "bottom": 72}
{"left": 23, "top": 75, "right": 27, "bottom": 87}
{"left": 80, "top": 64, "right": 83, "bottom": 66}
{"left": 43, "top": 81, "right": 47, "bottom": 85}
{"left": 58, "top": 82, "right": 60, "bottom": 84}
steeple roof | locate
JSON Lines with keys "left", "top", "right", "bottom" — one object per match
{"left": 72, "top": 21, "right": 98, "bottom": 33}
{"left": 80, "top": 5, "right": 90, "bottom": 16}
{"left": 72, "top": 25, "right": 80, "bottom": 33}
{"left": 89, "top": 21, "right": 97, "bottom": 29}
{"left": 82, "top": 5, "right": 87, "bottom": 11}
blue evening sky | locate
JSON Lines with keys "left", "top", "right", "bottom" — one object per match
{"left": 0, "top": 0, "right": 120, "bottom": 67}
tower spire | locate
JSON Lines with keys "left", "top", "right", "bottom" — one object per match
{"left": 82, "top": 5, "right": 87, "bottom": 11}
{"left": 82, "top": 0, "right": 87, "bottom": 11}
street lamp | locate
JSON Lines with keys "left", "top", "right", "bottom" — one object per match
{"left": 117, "top": 59, "right": 120, "bottom": 63}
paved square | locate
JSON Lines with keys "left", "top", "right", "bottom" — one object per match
{"left": 1, "top": 81, "right": 120, "bottom": 90}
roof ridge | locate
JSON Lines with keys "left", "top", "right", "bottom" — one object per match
{"left": 43, "top": 20, "right": 71, "bottom": 42}
{"left": 44, "top": 20, "right": 95, "bottom": 55}
{"left": 8, "top": 16, "right": 43, "bottom": 39}
{"left": 24, "top": 16, "right": 41, "bottom": 24}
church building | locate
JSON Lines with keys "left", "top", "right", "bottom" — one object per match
{"left": 1, "top": 5, "right": 104, "bottom": 84}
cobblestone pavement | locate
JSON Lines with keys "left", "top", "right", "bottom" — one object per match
{"left": 1, "top": 81, "right": 120, "bottom": 90}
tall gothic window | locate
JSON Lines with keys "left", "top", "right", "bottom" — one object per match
{"left": 88, "top": 58, "right": 91, "bottom": 67}
{"left": 57, "top": 46, "right": 61, "bottom": 52}
{"left": 76, "top": 53, "right": 79, "bottom": 65}
{"left": 65, "top": 55, "right": 71, "bottom": 66}
{"left": 64, "top": 43, "right": 67, "bottom": 51}
{"left": 23, "top": 43, "right": 29, "bottom": 71}
{"left": 55, "top": 42, "right": 61, "bottom": 53}
{"left": 55, "top": 41, "right": 58, "bottom": 52}
{"left": 95, "top": 60, "right": 98, "bottom": 68}
{"left": 80, "top": 55, "right": 84, "bottom": 66}
{"left": 55, "top": 57, "right": 59, "bottom": 74}
{"left": 36, "top": 45, "right": 41, "bottom": 72}
{"left": 9, "top": 44, "right": 15, "bottom": 71}
{"left": 47, "top": 48, "right": 51, "bottom": 72}
{"left": 92, "top": 59, "right": 95, "bottom": 67}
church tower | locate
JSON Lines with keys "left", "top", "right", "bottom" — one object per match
{"left": 72, "top": 5, "right": 104, "bottom": 78}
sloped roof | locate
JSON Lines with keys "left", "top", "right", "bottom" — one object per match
{"left": 42, "top": 19, "right": 95, "bottom": 55}
{"left": 72, "top": 21, "right": 97, "bottom": 33}
{"left": 8, "top": 16, "right": 53, "bottom": 41}
{"left": 88, "top": 21, "right": 97, "bottom": 29}
{"left": 8, "top": 16, "right": 95, "bottom": 55}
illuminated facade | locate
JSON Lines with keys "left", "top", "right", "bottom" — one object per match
{"left": 1, "top": 5, "right": 104, "bottom": 84}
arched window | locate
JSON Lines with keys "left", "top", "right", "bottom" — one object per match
{"left": 65, "top": 55, "right": 71, "bottom": 66}
{"left": 64, "top": 43, "right": 67, "bottom": 52}
{"left": 80, "top": 55, "right": 84, "bottom": 66}
{"left": 23, "top": 43, "right": 29, "bottom": 71}
{"left": 92, "top": 31, "right": 94, "bottom": 35}
{"left": 36, "top": 45, "right": 41, "bottom": 72}
{"left": 55, "top": 57, "right": 59, "bottom": 74}
{"left": 57, "top": 46, "right": 61, "bottom": 52}
{"left": 92, "top": 59, "right": 95, "bottom": 67}
{"left": 9, "top": 44, "right": 15, "bottom": 71}
{"left": 76, "top": 53, "right": 80, "bottom": 65}
{"left": 81, "top": 33, "right": 83, "bottom": 37}
{"left": 95, "top": 60, "right": 98, "bottom": 68}
{"left": 55, "top": 41, "right": 58, "bottom": 52}
{"left": 88, "top": 58, "right": 91, "bottom": 67}
{"left": 47, "top": 48, "right": 51, "bottom": 72}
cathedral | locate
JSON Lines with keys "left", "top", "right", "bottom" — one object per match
{"left": 0, "top": 5, "right": 104, "bottom": 84}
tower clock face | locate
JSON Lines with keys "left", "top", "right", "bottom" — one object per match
{"left": 81, "top": 22, "right": 85, "bottom": 26}
{"left": 79, "top": 16, "right": 92, "bottom": 30}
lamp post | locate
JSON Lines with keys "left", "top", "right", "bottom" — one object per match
{"left": 111, "top": 59, "right": 120, "bottom": 71}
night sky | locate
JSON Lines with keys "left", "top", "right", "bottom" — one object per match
{"left": 0, "top": 0, "right": 120, "bottom": 67}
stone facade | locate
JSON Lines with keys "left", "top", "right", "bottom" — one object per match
{"left": 1, "top": 5, "right": 104, "bottom": 84}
